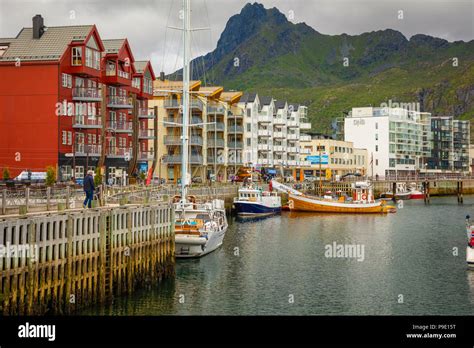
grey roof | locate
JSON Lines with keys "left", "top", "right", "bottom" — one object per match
{"left": 103, "top": 39, "right": 125, "bottom": 54}
{"left": 259, "top": 96, "right": 273, "bottom": 106}
{"left": 274, "top": 100, "right": 286, "bottom": 109}
{"left": 0, "top": 38, "right": 13, "bottom": 44}
{"left": 288, "top": 103, "right": 300, "bottom": 110}
{"left": 133, "top": 61, "right": 148, "bottom": 74}
{"left": 240, "top": 92, "right": 257, "bottom": 103}
{"left": 0, "top": 25, "right": 93, "bottom": 62}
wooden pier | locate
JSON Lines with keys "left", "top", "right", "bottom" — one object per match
{"left": 0, "top": 203, "right": 175, "bottom": 315}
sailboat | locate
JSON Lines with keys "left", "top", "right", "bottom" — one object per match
{"left": 173, "top": 0, "right": 228, "bottom": 258}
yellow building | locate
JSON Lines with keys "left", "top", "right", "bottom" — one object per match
{"left": 299, "top": 135, "right": 368, "bottom": 180}
{"left": 149, "top": 79, "right": 244, "bottom": 183}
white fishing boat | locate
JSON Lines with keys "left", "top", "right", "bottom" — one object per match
{"left": 465, "top": 215, "right": 474, "bottom": 269}
{"left": 172, "top": 0, "right": 228, "bottom": 258}
{"left": 233, "top": 184, "right": 281, "bottom": 217}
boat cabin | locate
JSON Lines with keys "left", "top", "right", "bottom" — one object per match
{"left": 351, "top": 181, "right": 375, "bottom": 203}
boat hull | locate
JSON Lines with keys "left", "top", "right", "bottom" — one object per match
{"left": 409, "top": 192, "right": 424, "bottom": 200}
{"left": 467, "top": 246, "right": 474, "bottom": 269}
{"left": 234, "top": 201, "right": 281, "bottom": 217}
{"left": 175, "top": 227, "right": 227, "bottom": 258}
{"left": 288, "top": 194, "right": 395, "bottom": 214}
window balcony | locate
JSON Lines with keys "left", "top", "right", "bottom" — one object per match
{"left": 107, "top": 96, "right": 133, "bottom": 109}
{"left": 287, "top": 160, "right": 298, "bottom": 166}
{"left": 228, "top": 141, "right": 243, "bottom": 149}
{"left": 72, "top": 116, "right": 102, "bottom": 129}
{"left": 258, "top": 144, "right": 270, "bottom": 151}
{"left": 273, "top": 131, "right": 285, "bottom": 138}
{"left": 287, "top": 147, "right": 300, "bottom": 153}
{"left": 138, "top": 129, "right": 156, "bottom": 139}
{"left": 287, "top": 120, "right": 299, "bottom": 128}
{"left": 207, "top": 156, "right": 225, "bottom": 164}
{"left": 287, "top": 134, "right": 299, "bottom": 140}
{"left": 207, "top": 138, "right": 225, "bottom": 148}
{"left": 164, "top": 98, "right": 203, "bottom": 110}
{"left": 228, "top": 125, "right": 244, "bottom": 133}
{"left": 164, "top": 135, "right": 203, "bottom": 146}
{"left": 72, "top": 87, "right": 102, "bottom": 102}
{"left": 107, "top": 121, "right": 133, "bottom": 133}
{"left": 300, "top": 148, "right": 311, "bottom": 154}
{"left": 300, "top": 160, "right": 311, "bottom": 167}
{"left": 207, "top": 122, "right": 225, "bottom": 131}
{"left": 138, "top": 151, "right": 155, "bottom": 161}
{"left": 107, "top": 147, "right": 133, "bottom": 159}
{"left": 258, "top": 115, "right": 272, "bottom": 123}
{"left": 163, "top": 154, "right": 203, "bottom": 164}
{"left": 102, "top": 63, "right": 131, "bottom": 86}
{"left": 300, "top": 135, "right": 311, "bottom": 142}
{"left": 257, "top": 158, "right": 271, "bottom": 165}
{"left": 273, "top": 145, "right": 285, "bottom": 152}
{"left": 138, "top": 108, "right": 155, "bottom": 119}
{"left": 258, "top": 129, "right": 271, "bottom": 137}
{"left": 207, "top": 105, "right": 226, "bottom": 114}
{"left": 228, "top": 111, "right": 244, "bottom": 118}
{"left": 75, "top": 144, "right": 102, "bottom": 157}
{"left": 164, "top": 117, "right": 203, "bottom": 128}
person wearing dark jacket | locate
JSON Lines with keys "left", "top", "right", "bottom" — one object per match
{"left": 83, "top": 170, "right": 95, "bottom": 208}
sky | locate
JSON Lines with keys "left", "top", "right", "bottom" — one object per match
{"left": 0, "top": 0, "right": 472, "bottom": 74}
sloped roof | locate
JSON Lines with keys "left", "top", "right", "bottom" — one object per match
{"left": 220, "top": 91, "right": 243, "bottom": 104}
{"left": 0, "top": 25, "right": 94, "bottom": 62}
{"left": 239, "top": 93, "right": 257, "bottom": 103}
{"left": 199, "top": 86, "right": 224, "bottom": 98}
{"left": 153, "top": 79, "right": 201, "bottom": 95}
{"left": 102, "top": 39, "right": 126, "bottom": 54}
{"left": 133, "top": 61, "right": 148, "bottom": 74}
{"left": 274, "top": 100, "right": 287, "bottom": 109}
{"left": 259, "top": 96, "right": 273, "bottom": 106}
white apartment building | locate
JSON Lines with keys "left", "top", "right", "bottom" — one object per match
{"left": 238, "top": 93, "right": 312, "bottom": 171}
{"left": 344, "top": 106, "right": 431, "bottom": 178}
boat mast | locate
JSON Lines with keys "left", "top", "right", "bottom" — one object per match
{"left": 181, "top": 0, "right": 191, "bottom": 204}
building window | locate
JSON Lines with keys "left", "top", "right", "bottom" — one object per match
{"left": 246, "top": 138, "right": 251, "bottom": 146}
{"left": 72, "top": 47, "right": 82, "bottom": 66}
{"left": 132, "top": 77, "right": 141, "bottom": 89}
{"left": 85, "top": 48, "right": 93, "bottom": 68}
{"left": 62, "top": 131, "right": 67, "bottom": 145}
{"left": 93, "top": 50, "right": 101, "bottom": 70}
{"left": 67, "top": 131, "right": 72, "bottom": 145}
{"left": 375, "top": 122, "right": 378, "bottom": 130}
{"left": 375, "top": 145, "right": 378, "bottom": 152}
{"left": 246, "top": 123, "right": 251, "bottom": 132}
{"left": 375, "top": 133, "right": 378, "bottom": 141}
{"left": 375, "top": 159, "right": 379, "bottom": 166}
{"left": 62, "top": 73, "right": 72, "bottom": 88}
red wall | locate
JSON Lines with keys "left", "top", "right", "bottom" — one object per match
{"left": 0, "top": 64, "right": 59, "bottom": 178}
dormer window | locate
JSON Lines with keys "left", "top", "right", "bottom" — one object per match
{"left": 132, "top": 77, "right": 141, "bottom": 89}
{"left": 72, "top": 47, "right": 82, "bottom": 66}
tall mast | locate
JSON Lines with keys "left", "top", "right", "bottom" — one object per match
{"left": 181, "top": 0, "right": 191, "bottom": 203}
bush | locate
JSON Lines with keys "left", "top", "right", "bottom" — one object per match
{"left": 94, "top": 167, "right": 102, "bottom": 187}
{"left": 45, "top": 166, "right": 56, "bottom": 186}
{"left": 2, "top": 167, "right": 10, "bottom": 180}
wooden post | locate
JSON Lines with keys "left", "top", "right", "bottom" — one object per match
{"left": 98, "top": 211, "right": 107, "bottom": 303}
{"left": 46, "top": 187, "right": 51, "bottom": 211}
{"left": 66, "top": 186, "right": 70, "bottom": 209}
{"left": 458, "top": 180, "right": 464, "bottom": 204}
{"left": 392, "top": 182, "right": 397, "bottom": 202}
{"left": 426, "top": 181, "right": 430, "bottom": 203}
{"left": 26, "top": 220, "right": 36, "bottom": 315}
{"left": 2, "top": 189, "right": 6, "bottom": 215}
{"left": 126, "top": 211, "right": 133, "bottom": 294}
{"left": 65, "top": 216, "right": 74, "bottom": 314}
{"left": 25, "top": 187, "right": 30, "bottom": 213}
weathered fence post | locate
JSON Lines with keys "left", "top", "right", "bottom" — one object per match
{"left": 2, "top": 189, "right": 6, "bottom": 215}
{"left": 26, "top": 220, "right": 37, "bottom": 315}
{"left": 46, "top": 187, "right": 51, "bottom": 211}
{"left": 65, "top": 216, "right": 74, "bottom": 314}
{"left": 66, "top": 186, "right": 71, "bottom": 209}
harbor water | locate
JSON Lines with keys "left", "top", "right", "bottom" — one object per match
{"left": 83, "top": 196, "right": 474, "bottom": 315}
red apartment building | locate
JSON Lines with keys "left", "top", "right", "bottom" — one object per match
{"left": 0, "top": 15, "right": 156, "bottom": 183}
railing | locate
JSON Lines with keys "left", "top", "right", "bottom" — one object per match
{"left": 287, "top": 147, "right": 300, "bottom": 153}
{"left": 207, "top": 156, "right": 225, "bottom": 164}
{"left": 107, "top": 147, "right": 132, "bottom": 158}
{"left": 287, "top": 134, "right": 299, "bottom": 140}
{"left": 207, "top": 105, "right": 226, "bottom": 114}
{"left": 273, "top": 132, "right": 285, "bottom": 138}
{"left": 300, "top": 148, "right": 311, "bottom": 154}
{"left": 163, "top": 155, "right": 203, "bottom": 164}
{"left": 273, "top": 117, "right": 286, "bottom": 125}
{"left": 138, "top": 108, "right": 155, "bottom": 117}
{"left": 287, "top": 120, "right": 299, "bottom": 127}
{"left": 208, "top": 122, "right": 225, "bottom": 131}
{"left": 273, "top": 145, "right": 285, "bottom": 152}
{"left": 75, "top": 144, "right": 102, "bottom": 156}
{"left": 138, "top": 151, "right": 155, "bottom": 161}
{"left": 258, "top": 115, "right": 272, "bottom": 123}
{"left": 118, "top": 70, "right": 129, "bottom": 79}
{"left": 300, "top": 135, "right": 311, "bottom": 142}
{"left": 258, "top": 129, "right": 271, "bottom": 137}
{"left": 257, "top": 159, "right": 270, "bottom": 165}
{"left": 164, "top": 117, "right": 203, "bottom": 127}
{"left": 258, "top": 144, "right": 270, "bottom": 151}
{"left": 107, "top": 96, "right": 132, "bottom": 107}
{"left": 228, "top": 125, "right": 244, "bottom": 133}
{"left": 164, "top": 98, "right": 203, "bottom": 110}
{"left": 228, "top": 141, "right": 243, "bottom": 149}
{"left": 73, "top": 116, "right": 102, "bottom": 128}
{"left": 300, "top": 122, "right": 312, "bottom": 129}
{"left": 208, "top": 138, "right": 225, "bottom": 147}
{"left": 139, "top": 129, "right": 155, "bottom": 138}
{"left": 164, "top": 135, "right": 203, "bottom": 146}
{"left": 72, "top": 87, "right": 102, "bottom": 100}
{"left": 108, "top": 121, "right": 132, "bottom": 132}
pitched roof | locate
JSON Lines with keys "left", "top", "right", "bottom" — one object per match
{"left": 0, "top": 25, "right": 94, "bottom": 62}
{"left": 199, "top": 86, "right": 224, "bottom": 98}
{"left": 102, "top": 39, "right": 125, "bottom": 54}
{"left": 259, "top": 96, "right": 273, "bottom": 106}
{"left": 220, "top": 91, "right": 243, "bottom": 104}
{"left": 274, "top": 100, "right": 286, "bottom": 109}
{"left": 133, "top": 61, "right": 148, "bottom": 74}
{"left": 239, "top": 92, "right": 257, "bottom": 103}
{"left": 153, "top": 79, "right": 201, "bottom": 95}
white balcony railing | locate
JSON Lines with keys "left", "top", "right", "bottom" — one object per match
{"left": 258, "top": 129, "right": 271, "bottom": 137}
{"left": 287, "top": 147, "right": 300, "bottom": 153}
{"left": 73, "top": 116, "right": 102, "bottom": 128}
{"left": 258, "top": 115, "right": 272, "bottom": 123}
{"left": 287, "top": 120, "right": 299, "bottom": 127}
{"left": 300, "top": 148, "right": 311, "bottom": 154}
{"left": 258, "top": 144, "right": 270, "bottom": 151}
{"left": 300, "top": 135, "right": 311, "bottom": 142}
{"left": 118, "top": 70, "right": 129, "bottom": 79}
{"left": 273, "top": 145, "right": 285, "bottom": 152}
{"left": 273, "top": 131, "right": 285, "bottom": 138}
{"left": 75, "top": 144, "right": 102, "bottom": 156}
{"left": 287, "top": 134, "right": 299, "bottom": 140}
{"left": 300, "top": 122, "right": 311, "bottom": 130}
{"left": 72, "top": 87, "right": 102, "bottom": 101}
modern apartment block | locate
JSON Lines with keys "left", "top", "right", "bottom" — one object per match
{"left": 0, "top": 15, "right": 156, "bottom": 183}
{"left": 299, "top": 134, "right": 368, "bottom": 180}
{"left": 429, "top": 116, "right": 470, "bottom": 173}
{"left": 150, "top": 79, "right": 244, "bottom": 183}
{"left": 344, "top": 106, "right": 432, "bottom": 178}
{"left": 237, "top": 93, "right": 312, "bottom": 178}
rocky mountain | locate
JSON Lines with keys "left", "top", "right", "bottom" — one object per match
{"left": 172, "top": 2, "right": 474, "bottom": 134}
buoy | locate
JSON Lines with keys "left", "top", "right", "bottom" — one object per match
{"left": 362, "top": 194, "right": 367, "bottom": 201}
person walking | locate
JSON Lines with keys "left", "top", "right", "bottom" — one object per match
{"left": 83, "top": 170, "right": 95, "bottom": 208}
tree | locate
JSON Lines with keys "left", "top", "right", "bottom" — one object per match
{"left": 45, "top": 166, "right": 56, "bottom": 186}
{"left": 2, "top": 167, "right": 10, "bottom": 180}
{"left": 94, "top": 167, "right": 102, "bottom": 187}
